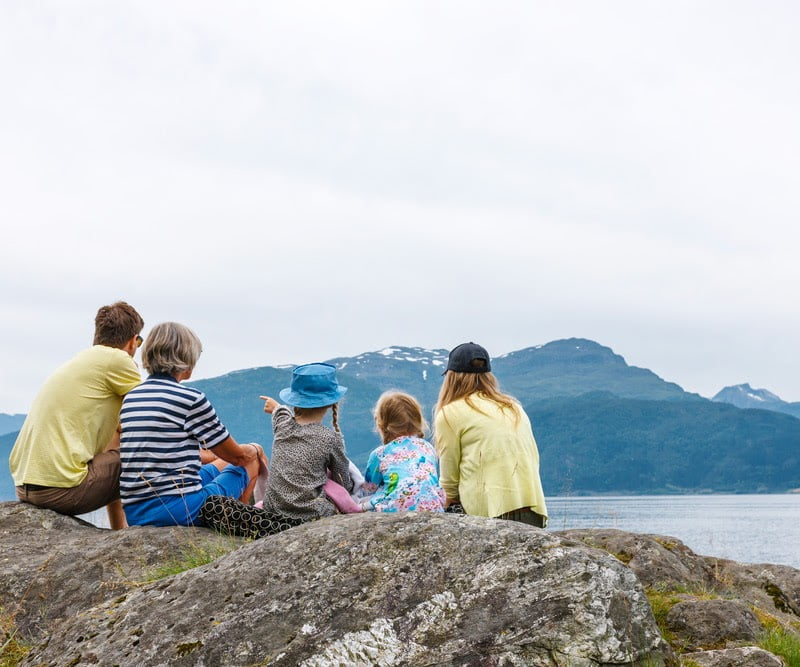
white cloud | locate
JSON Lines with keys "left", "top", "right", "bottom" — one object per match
{"left": 1, "top": 1, "right": 799, "bottom": 411}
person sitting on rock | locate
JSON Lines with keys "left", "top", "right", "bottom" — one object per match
{"left": 434, "top": 342, "right": 548, "bottom": 527}
{"left": 257, "top": 362, "right": 354, "bottom": 520}
{"left": 199, "top": 363, "right": 356, "bottom": 539}
{"left": 360, "top": 391, "right": 446, "bottom": 512}
{"left": 10, "top": 301, "right": 145, "bottom": 530}
{"left": 118, "top": 322, "right": 267, "bottom": 527}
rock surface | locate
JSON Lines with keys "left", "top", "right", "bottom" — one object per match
{"left": 9, "top": 506, "right": 674, "bottom": 666}
{"left": 557, "top": 529, "right": 800, "bottom": 627}
{"left": 556, "top": 529, "right": 717, "bottom": 590}
{"left": 0, "top": 502, "right": 243, "bottom": 637}
{"left": 665, "top": 599, "right": 761, "bottom": 650}
{"left": 5, "top": 504, "right": 800, "bottom": 666}
{"left": 558, "top": 529, "right": 800, "bottom": 665}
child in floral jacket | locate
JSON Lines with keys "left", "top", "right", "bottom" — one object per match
{"left": 362, "top": 391, "right": 445, "bottom": 512}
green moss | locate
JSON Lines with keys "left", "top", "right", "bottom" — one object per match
{"left": 764, "top": 583, "right": 792, "bottom": 614}
{"left": 653, "top": 537, "right": 680, "bottom": 552}
{"left": 752, "top": 606, "right": 782, "bottom": 631}
{"left": 176, "top": 640, "right": 203, "bottom": 657}
{"left": 0, "top": 611, "right": 30, "bottom": 667}
{"left": 610, "top": 550, "right": 633, "bottom": 564}
{"left": 758, "top": 626, "right": 800, "bottom": 667}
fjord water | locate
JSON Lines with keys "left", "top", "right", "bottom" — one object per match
{"left": 548, "top": 494, "right": 800, "bottom": 568}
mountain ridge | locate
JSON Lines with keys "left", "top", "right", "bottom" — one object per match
{"left": 0, "top": 413, "right": 25, "bottom": 436}
{"left": 712, "top": 383, "right": 800, "bottom": 419}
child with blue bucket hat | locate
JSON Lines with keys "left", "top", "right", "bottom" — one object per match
{"left": 199, "top": 363, "right": 360, "bottom": 538}
{"left": 255, "top": 363, "right": 361, "bottom": 519}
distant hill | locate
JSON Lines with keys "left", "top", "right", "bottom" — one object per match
{"left": 0, "top": 413, "right": 25, "bottom": 436}
{"left": 528, "top": 392, "right": 800, "bottom": 495}
{"left": 494, "top": 339, "right": 694, "bottom": 402}
{"left": 713, "top": 383, "right": 800, "bottom": 419}
{"left": 0, "top": 431, "right": 18, "bottom": 500}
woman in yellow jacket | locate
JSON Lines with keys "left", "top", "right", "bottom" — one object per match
{"left": 434, "top": 342, "right": 548, "bottom": 527}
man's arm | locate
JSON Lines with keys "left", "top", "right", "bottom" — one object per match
{"left": 106, "top": 499, "right": 127, "bottom": 530}
{"left": 104, "top": 423, "right": 127, "bottom": 529}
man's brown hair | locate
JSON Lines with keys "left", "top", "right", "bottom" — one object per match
{"left": 93, "top": 301, "right": 144, "bottom": 347}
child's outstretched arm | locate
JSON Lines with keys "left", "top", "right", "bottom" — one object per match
{"left": 260, "top": 396, "right": 279, "bottom": 414}
{"left": 259, "top": 395, "right": 293, "bottom": 434}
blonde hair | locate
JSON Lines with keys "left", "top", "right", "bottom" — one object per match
{"left": 374, "top": 391, "right": 427, "bottom": 444}
{"left": 435, "top": 368, "right": 519, "bottom": 423}
{"left": 294, "top": 403, "right": 341, "bottom": 433}
{"left": 142, "top": 322, "right": 202, "bottom": 376}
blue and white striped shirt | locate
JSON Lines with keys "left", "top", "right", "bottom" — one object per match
{"left": 119, "top": 374, "right": 230, "bottom": 504}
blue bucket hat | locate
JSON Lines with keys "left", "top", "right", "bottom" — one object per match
{"left": 279, "top": 363, "right": 347, "bottom": 408}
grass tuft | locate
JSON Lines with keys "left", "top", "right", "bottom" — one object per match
{"left": 645, "top": 588, "right": 681, "bottom": 647}
{"left": 143, "top": 541, "right": 238, "bottom": 582}
{"left": 758, "top": 626, "right": 800, "bottom": 667}
{"left": 0, "top": 611, "right": 30, "bottom": 667}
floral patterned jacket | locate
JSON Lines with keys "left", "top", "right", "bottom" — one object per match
{"left": 363, "top": 436, "right": 446, "bottom": 512}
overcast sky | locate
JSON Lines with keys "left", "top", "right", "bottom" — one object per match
{"left": 1, "top": 1, "right": 798, "bottom": 413}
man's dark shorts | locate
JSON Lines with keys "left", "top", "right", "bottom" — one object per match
{"left": 15, "top": 449, "right": 121, "bottom": 515}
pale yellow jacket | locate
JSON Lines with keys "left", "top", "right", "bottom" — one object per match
{"left": 10, "top": 345, "right": 141, "bottom": 488}
{"left": 434, "top": 394, "right": 548, "bottom": 520}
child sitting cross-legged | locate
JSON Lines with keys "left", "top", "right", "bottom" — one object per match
{"left": 361, "top": 391, "right": 446, "bottom": 512}
{"left": 259, "top": 363, "right": 355, "bottom": 519}
{"left": 200, "top": 363, "right": 356, "bottom": 537}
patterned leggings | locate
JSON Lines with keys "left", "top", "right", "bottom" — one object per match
{"left": 198, "top": 495, "right": 306, "bottom": 539}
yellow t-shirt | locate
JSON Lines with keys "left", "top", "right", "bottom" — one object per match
{"left": 10, "top": 345, "right": 142, "bottom": 488}
{"left": 434, "top": 394, "right": 548, "bottom": 520}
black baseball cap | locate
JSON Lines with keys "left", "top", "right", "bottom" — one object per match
{"left": 444, "top": 342, "right": 492, "bottom": 374}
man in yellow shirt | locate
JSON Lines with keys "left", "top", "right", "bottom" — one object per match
{"left": 10, "top": 302, "right": 144, "bottom": 529}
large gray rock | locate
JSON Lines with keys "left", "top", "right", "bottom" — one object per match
{"left": 556, "top": 529, "right": 717, "bottom": 590}
{"left": 712, "top": 560, "right": 800, "bottom": 618}
{"left": 556, "top": 529, "right": 800, "bottom": 663}
{"left": 0, "top": 501, "right": 243, "bottom": 638}
{"left": 557, "top": 529, "right": 800, "bottom": 623}
{"left": 24, "top": 512, "right": 674, "bottom": 666}
{"left": 665, "top": 599, "right": 761, "bottom": 650}
{"left": 681, "top": 646, "right": 785, "bottom": 667}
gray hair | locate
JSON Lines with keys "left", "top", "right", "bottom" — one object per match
{"left": 142, "top": 322, "right": 202, "bottom": 376}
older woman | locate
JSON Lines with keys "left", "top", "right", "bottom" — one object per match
{"left": 434, "top": 342, "right": 548, "bottom": 527}
{"left": 119, "top": 322, "right": 266, "bottom": 526}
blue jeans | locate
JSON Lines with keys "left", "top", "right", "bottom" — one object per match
{"left": 124, "top": 463, "right": 249, "bottom": 527}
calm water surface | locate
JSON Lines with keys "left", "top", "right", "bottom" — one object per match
{"left": 82, "top": 494, "right": 800, "bottom": 569}
{"left": 546, "top": 494, "right": 800, "bottom": 568}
